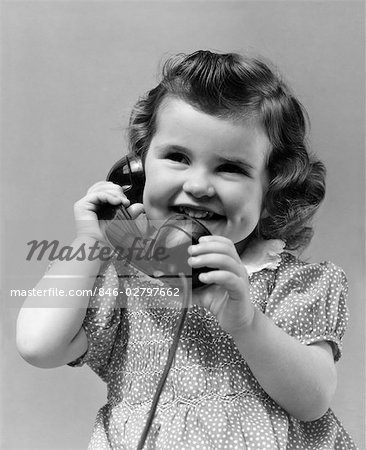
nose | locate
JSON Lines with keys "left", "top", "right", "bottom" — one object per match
{"left": 182, "top": 171, "right": 215, "bottom": 198}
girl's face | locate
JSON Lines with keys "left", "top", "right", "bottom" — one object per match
{"left": 143, "top": 97, "right": 270, "bottom": 244}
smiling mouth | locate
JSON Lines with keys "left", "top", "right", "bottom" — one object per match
{"left": 173, "top": 205, "right": 223, "bottom": 221}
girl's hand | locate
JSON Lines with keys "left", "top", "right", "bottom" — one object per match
{"left": 188, "top": 235, "right": 255, "bottom": 335}
{"left": 73, "top": 181, "right": 144, "bottom": 243}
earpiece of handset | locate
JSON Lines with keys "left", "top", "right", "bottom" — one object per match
{"left": 97, "top": 154, "right": 145, "bottom": 221}
{"left": 98, "top": 154, "right": 148, "bottom": 251}
{"left": 107, "top": 154, "right": 145, "bottom": 205}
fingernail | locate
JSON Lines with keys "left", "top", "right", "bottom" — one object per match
{"left": 188, "top": 245, "right": 197, "bottom": 255}
{"left": 199, "top": 236, "right": 209, "bottom": 242}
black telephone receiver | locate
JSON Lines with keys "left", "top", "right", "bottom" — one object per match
{"left": 99, "top": 154, "right": 212, "bottom": 288}
{"left": 107, "top": 154, "right": 145, "bottom": 205}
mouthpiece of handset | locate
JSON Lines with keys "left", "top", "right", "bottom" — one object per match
{"left": 151, "top": 214, "right": 213, "bottom": 288}
{"left": 100, "top": 207, "right": 213, "bottom": 289}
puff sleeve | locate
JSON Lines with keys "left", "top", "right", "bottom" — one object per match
{"left": 68, "top": 261, "right": 124, "bottom": 378}
{"left": 265, "top": 254, "right": 349, "bottom": 361}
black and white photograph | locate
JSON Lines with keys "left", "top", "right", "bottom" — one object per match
{"left": 1, "top": 1, "right": 364, "bottom": 449}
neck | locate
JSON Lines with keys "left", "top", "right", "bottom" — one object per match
{"left": 234, "top": 236, "right": 254, "bottom": 256}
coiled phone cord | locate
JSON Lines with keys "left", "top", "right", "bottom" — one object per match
{"left": 136, "top": 273, "right": 190, "bottom": 450}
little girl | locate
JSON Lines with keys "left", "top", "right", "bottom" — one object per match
{"left": 17, "top": 51, "right": 358, "bottom": 449}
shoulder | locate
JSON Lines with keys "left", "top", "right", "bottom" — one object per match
{"left": 275, "top": 252, "right": 348, "bottom": 291}
{"left": 249, "top": 252, "right": 348, "bottom": 302}
{"left": 267, "top": 253, "right": 349, "bottom": 361}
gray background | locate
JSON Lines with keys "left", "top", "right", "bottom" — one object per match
{"left": 1, "top": 1, "right": 364, "bottom": 449}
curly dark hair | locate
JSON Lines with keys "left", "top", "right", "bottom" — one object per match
{"left": 128, "top": 50, "right": 326, "bottom": 251}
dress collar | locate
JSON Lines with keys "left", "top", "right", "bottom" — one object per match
{"left": 241, "top": 239, "right": 286, "bottom": 275}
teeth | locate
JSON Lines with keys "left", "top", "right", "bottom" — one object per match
{"left": 178, "top": 206, "right": 214, "bottom": 219}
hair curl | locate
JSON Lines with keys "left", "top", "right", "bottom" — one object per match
{"left": 128, "top": 50, "right": 326, "bottom": 251}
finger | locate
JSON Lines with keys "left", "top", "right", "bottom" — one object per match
{"left": 198, "top": 235, "right": 233, "bottom": 245}
{"left": 188, "top": 253, "right": 244, "bottom": 277}
{"left": 189, "top": 240, "right": 237, "bottom": 258}
{"left": 199, "top": 270, "right": 246, "bottom": 302}
{"left": 126, "top": 203, "right": 145, "bottom": 219}
{"left": 82, "top": 191, "right": 128, "bottom": 208}
{"left": 87, "top": 182, "right": 124, "bottom": 195}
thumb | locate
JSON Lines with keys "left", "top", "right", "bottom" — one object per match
{"left": 125, "top": 203, "right": 153, "bottom": 236}
{"left": 126, "top": 203, "right": 145, "bottom": 219}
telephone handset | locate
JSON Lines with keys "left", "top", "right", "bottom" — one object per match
{"left": 99, "top": 154, "right": 212, "bottom": 288}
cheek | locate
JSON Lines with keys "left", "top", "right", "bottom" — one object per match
{"left": 225, "top": 186, "right": 263, "bottom": 221}
{"left": 142, "top": 164, "right": 158, "bottom": 207}
{"left": 143, "top": 164, "right": 172, "bottom": 208}
{"left": 143, "top": 174, "right": 160, "bottom": 206}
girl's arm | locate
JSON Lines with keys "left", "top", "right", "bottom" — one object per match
{"left": 16, "top": 181, "right": 142, "bottom": 369}
{"left": 16, "top": 236, "right": 103, "bottom": 368}
{"left": 190, "top": 235, "right": 337, "bottom": 422}
{"left": 230, "top": 309, "right": 337, "bottom": 422}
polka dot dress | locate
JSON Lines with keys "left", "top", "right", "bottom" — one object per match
{"left": 69, "top": 253, "right": 357, "bottom": 449}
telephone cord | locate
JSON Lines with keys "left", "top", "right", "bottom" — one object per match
{"left": 136, "top": 274, "right": 190, "bottom": 450}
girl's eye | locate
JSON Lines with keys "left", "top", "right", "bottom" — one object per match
{"left": 166, "top": 152, "right": 189, "bottom": 163}
{"left": 218, "top": 163, "right": 248, "bottom": 175}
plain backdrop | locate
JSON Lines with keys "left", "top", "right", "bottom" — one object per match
{"left": 1, "top": 1, "right": 364, "bottom": 449}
